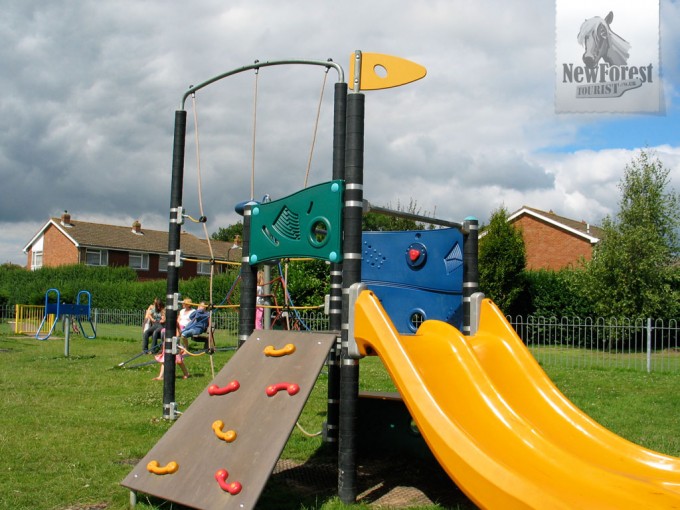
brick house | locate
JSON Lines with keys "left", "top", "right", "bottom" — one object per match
{"left": 23, "top": 211, "right": 241, "bottom": 280}
{"left": 506, "top": 206, "right": 604, "bottom": 270}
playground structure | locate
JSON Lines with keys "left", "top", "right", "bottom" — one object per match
{"left": 34, "top": 288, "right": 96, "bottom": 356}
{"left": 14, "top": 303, "right": 53, "bottom": 336}
{"left": 218, "top": 259, "right": 328, "bottom": 331}
{"left": 122, "top": 52, "right": 680, "bottom": 509}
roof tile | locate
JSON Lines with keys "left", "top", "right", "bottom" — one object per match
{"left": 51, "top": 218, "right": 236, "bottom": 261}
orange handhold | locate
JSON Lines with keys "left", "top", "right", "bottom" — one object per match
{"left": 212, "top": 420, "right": 237, "bottom": 443}
{"left": 146, "top": 460, "right": 179, "bottom": 475}
{"left": 263, "top": 343, "right": 296, "bottom": 357}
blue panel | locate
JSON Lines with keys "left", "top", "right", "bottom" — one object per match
{"left": 366, "top": 285, "right": 463, "bottom": 333}
{"left": 361, "top": 228, "right": 464, "bottom": 333}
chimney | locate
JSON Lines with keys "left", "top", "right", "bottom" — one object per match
{"left": 132, "top": 220, "right": 142, "bottom": 234}
{"left": 60, "top": 210, "right": 72, "bottom": 227}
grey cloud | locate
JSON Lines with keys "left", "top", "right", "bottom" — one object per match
{"left": 0, "top": 0, "right": 676, "bottom": 266}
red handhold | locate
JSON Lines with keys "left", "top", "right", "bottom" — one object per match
{"left": 215, "top": 468, "right": 242, "bottom": 495}
{"left": 208, "top": 380, "right": 240, "bottom": 396}
{"left": 265, "top": 382, "right": 300, "bottom": 397}
{"left": 409, "top": 248, "right": 421, "bottom": 261}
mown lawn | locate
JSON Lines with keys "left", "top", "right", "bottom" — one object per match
{"left": 0, "top": 326, "right": 679, "bottom": 510}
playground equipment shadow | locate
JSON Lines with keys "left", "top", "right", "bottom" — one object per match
{"left": 137, "top": 446, "right": 475, "bottom": 509}
{"left": 262, "top": 450, "right": 475, "bottom": 509}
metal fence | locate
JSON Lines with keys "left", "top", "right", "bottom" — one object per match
{"left": 507, "top": 315, "right": 680, "bottom": 373}
{"left": 86, "top": 308, "right": 332, "bottom": 333}
{"left": 0, "top": 304, "right": 330, "bottom": 337}
{"left": 2, "top": 304, "right": 678, "bottom": 372}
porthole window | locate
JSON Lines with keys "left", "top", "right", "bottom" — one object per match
{"left": 409, "top": 310, "right": 426, "bottom": 332}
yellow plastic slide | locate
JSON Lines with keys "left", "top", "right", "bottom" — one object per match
{"left": 352, "top": 289, "right": 680, "bottom": 509}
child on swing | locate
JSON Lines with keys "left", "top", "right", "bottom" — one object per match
{"left": 152, "top": 299, "right": 194, "bottom": 381}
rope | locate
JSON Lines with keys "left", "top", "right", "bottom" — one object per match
{"left": 303, "top": 68, "right": 329, "bottom": 188}
{"left": 260, "top": 304, "right": 323, "bottom": 310}
{"left": 181, "top": 257, "right": 239, "bottom": 266}
{"left": 178, "top": 345, "right": 207, "bottom": 358}
{"left": 295, "top": 421, "right": 322, "bottom": 437}
{"left": 183, "top": 214, "right": 206, "bottom": 224}
{"left": 191, "top": 93, "right": 216, "bottom": 263}
{"left": 216, "top": 274, "right": 242, "bottom": 307}
{"left": 190, "top": 92, "right": 218, "bottom": 377}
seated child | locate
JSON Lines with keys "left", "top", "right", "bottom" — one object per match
{"left": 180, "top": 301, "right": 210, "bottom": 348}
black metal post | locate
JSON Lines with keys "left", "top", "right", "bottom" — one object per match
{"left": 462, "top": 217, "right": 479, "bottom": 335}
{"left": 338, "top": 91, "right": 364, "bottom": 504}
{"left": 325, "top": 81, "right": 347, "bottom": 447}
{"left": 238, "top": 204, "right": 257, "bottom": 348}
{"left": 163, "top": 110, "right": 186, "bottom": 420}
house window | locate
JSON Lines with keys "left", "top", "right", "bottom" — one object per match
{"left": 31, "top": 251, "right": 43, "bottom": 270}
{"left": 197, "top": 262, "right": 212, "bottom": 275}
{"left": 158, "top": 255, "right": 168, "bottom": 272}
{"left": 129, "top": 253, "right": 149, "bottom": 270}
{"left": 86, "top": 249, "right": 108, "bottom": 266}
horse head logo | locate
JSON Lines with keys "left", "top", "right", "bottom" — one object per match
{"left": 577, "top": 11, "right": 630, "bottom": 68}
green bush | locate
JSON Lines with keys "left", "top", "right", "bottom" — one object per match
{"left": 0, "top": 264, "right": 270, "bottom": 311}
{"left": 523, "top": 269, "right": 594, "bottom": 318}
{"left": 0, "top": 265, "right": 160, "bottom": 309}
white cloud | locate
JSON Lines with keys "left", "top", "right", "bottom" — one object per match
{"left": 0, "top": 0, "right": 677, "bottom": 266}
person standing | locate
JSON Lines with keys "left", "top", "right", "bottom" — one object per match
{"left": 256, "top": 270, "right": 265, "bottom": 330}
{"left": 177, "top": 297, "right": 194, "bottom": 335}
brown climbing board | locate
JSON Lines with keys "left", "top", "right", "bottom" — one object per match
{"left": 121, "top": 329, "right": 337, "bottom": 509}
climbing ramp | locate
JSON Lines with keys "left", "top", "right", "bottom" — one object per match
{"left": 122, "top": 330, "right": 336, "bottom": 509}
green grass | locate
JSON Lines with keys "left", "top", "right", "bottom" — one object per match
{"left": 0, "top": 328, "right": 679, "bottom": 510}
{"left": 530, "top": 344, "right": 680, "bottom": 372}
{"left": 546, "top": 366, "right": 680, "bottom": 455}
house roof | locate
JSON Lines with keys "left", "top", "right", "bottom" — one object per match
{"left": 507, "top": 206, "right": 604, "bottom": 243}
{"left": 23, "top": 217, "right": 239, "bottom": 261}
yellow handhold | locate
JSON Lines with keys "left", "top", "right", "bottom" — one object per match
{"left": 349, "top": 52, "right": 427, "bottom": 91}
{"left": 212, "top": 420, "right": 237, "bottom": 443}
{"left": 146, "top": 460, "right": 179, "bottom": 475}
{"left": 263, "top": 343, "right": 296, "bottom": 357}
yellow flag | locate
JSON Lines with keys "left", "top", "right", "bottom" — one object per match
{"left": 349, "top": 52, "right": 427, "bottom": 91}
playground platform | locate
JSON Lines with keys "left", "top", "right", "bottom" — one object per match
{"left": 122, "top": 329, "right": 336, "bottom": 509}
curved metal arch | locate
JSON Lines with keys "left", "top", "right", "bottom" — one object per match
{"left": 180, "top": 59, "right": 344, "bottom": 109}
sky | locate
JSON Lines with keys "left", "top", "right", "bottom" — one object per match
{"left": 1, "top": 0, "right": 678, "bottom": 266}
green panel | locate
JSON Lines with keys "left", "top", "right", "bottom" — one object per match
{"left": 249, "top": 180, "right": 344, "bottom": 264}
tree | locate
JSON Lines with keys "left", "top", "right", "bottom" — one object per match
{"left": 585, "top": 150, "right": 679, "bottom": 319}
{"left": 478, "top": 205, "right": 527, "bottom": 314}
{"left": 362, "top": 199, "right": 433, "bottom": 231}
{"left": 280, "top": 259, "right": 330, "bottom": 307}
{"left": 211, "top": 222, "right": 243, "bottom": 243}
